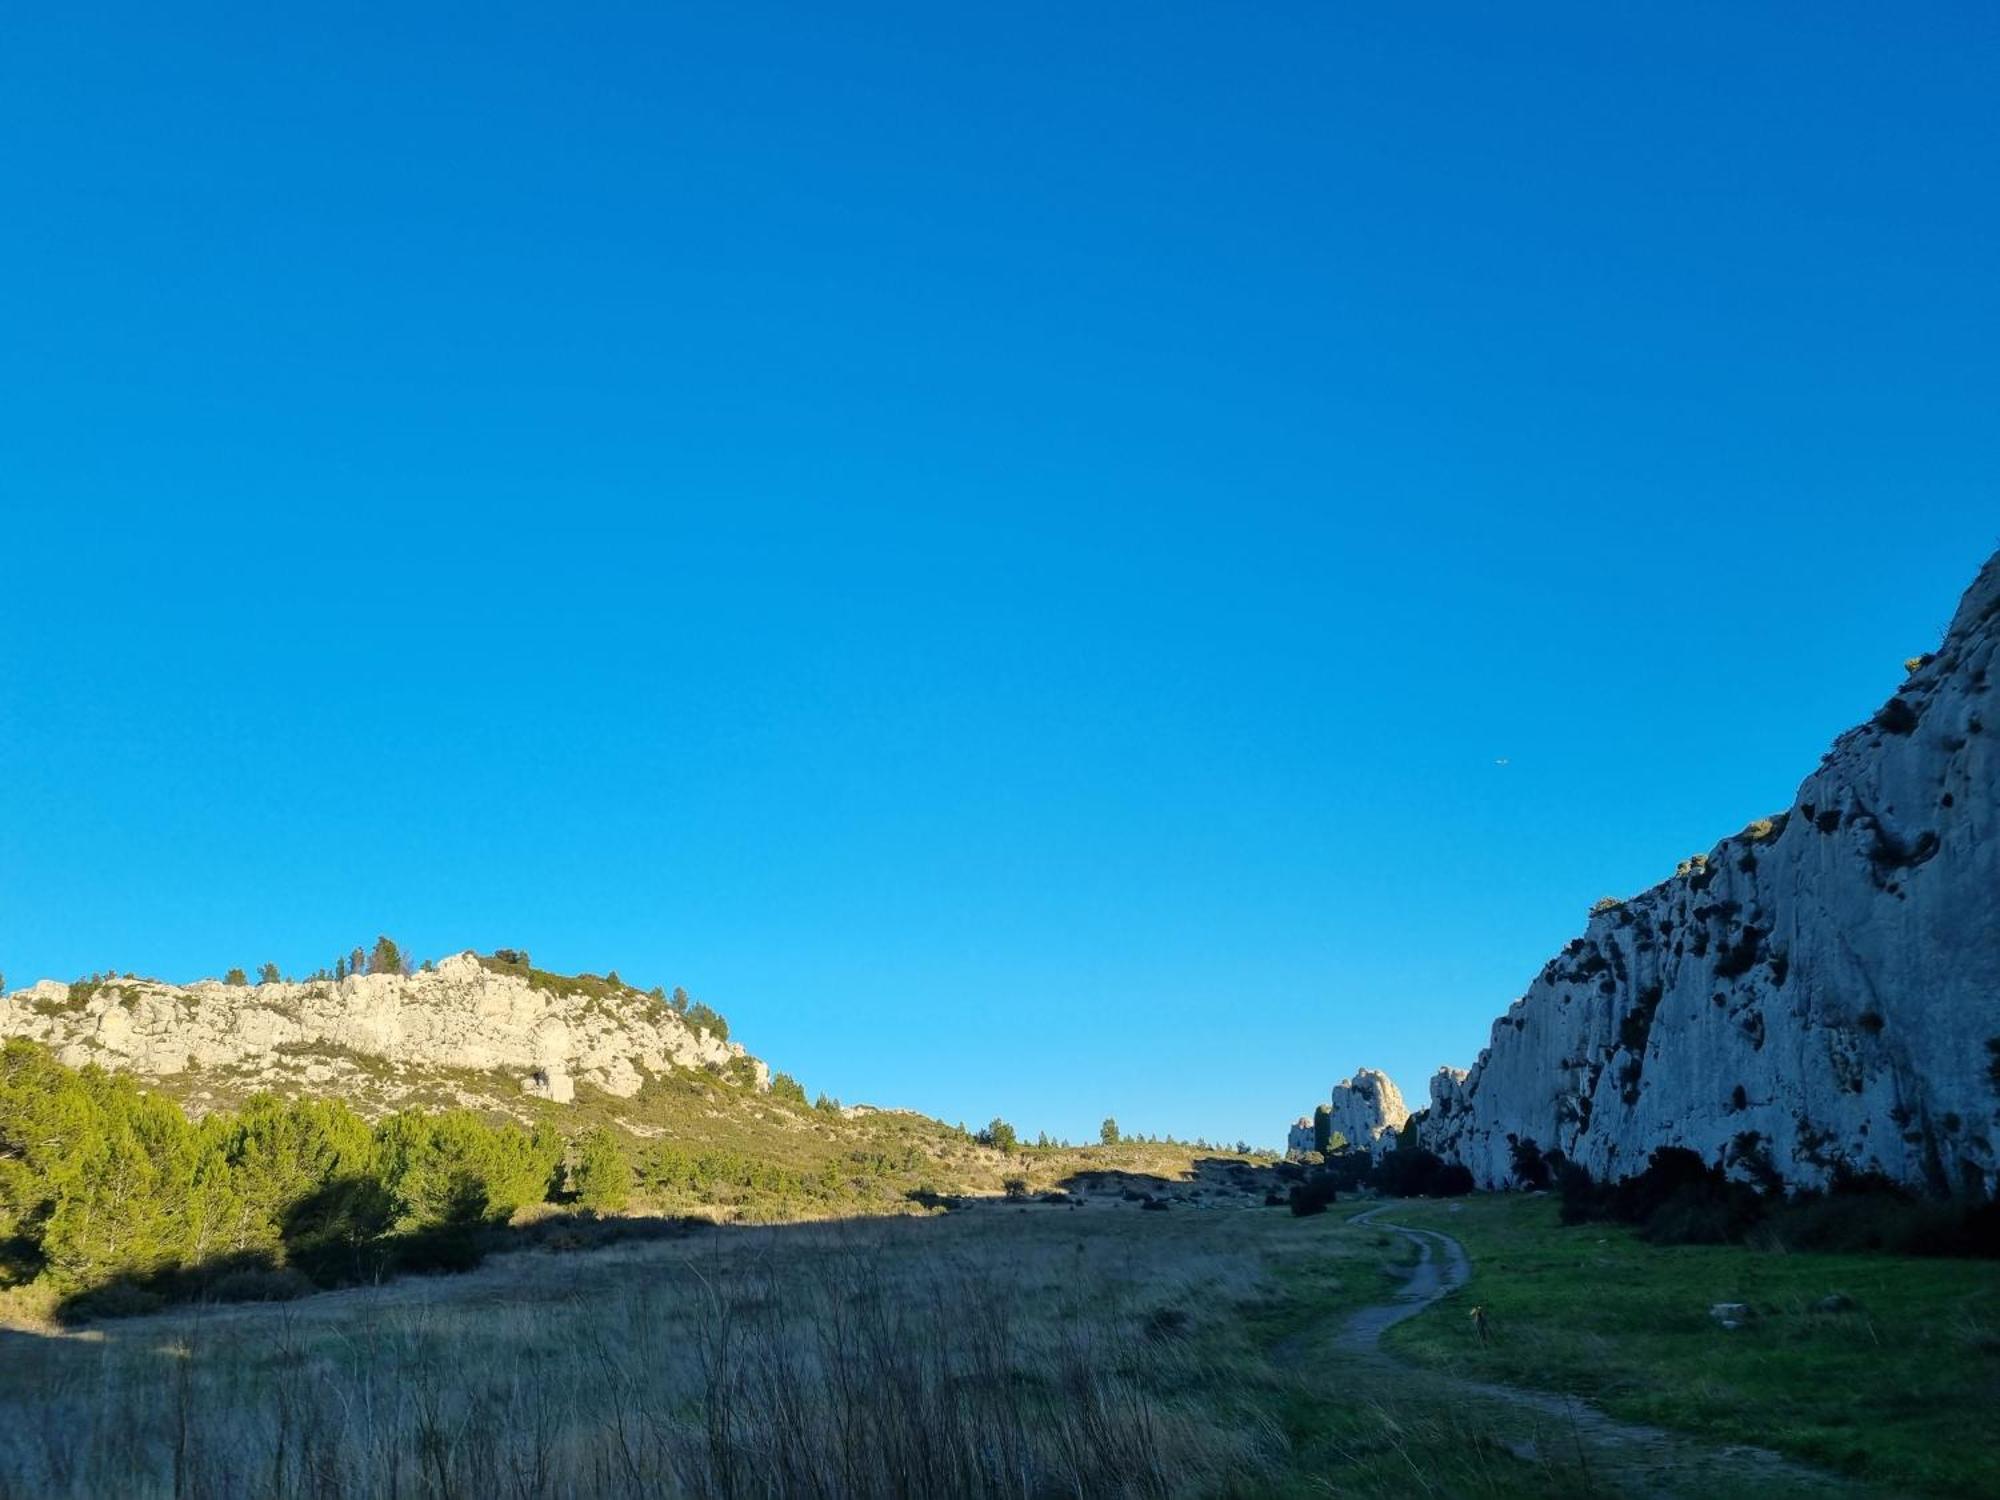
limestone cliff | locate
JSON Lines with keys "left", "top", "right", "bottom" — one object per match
{"left": 1285, "top": 1067, "right": 1410, "bottom": 1157}
{"left": 1329, "top": 1069, "right": 1409, "bottom": 1157}
{"left": 1421, "top": 551, "right": 2000, "bottom": 1195}
{"left": 0, "top": 952, "right": 768, "bottom": 1121}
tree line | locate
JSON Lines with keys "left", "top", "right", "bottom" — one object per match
{"left": 0, "top": 1039, "right": 632, "bottom": 1320}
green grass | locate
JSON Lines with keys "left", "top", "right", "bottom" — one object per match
{"left": 1382, "top": 1194, "right": 2000, "bottom": 1497}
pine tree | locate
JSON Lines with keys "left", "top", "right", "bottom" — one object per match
{"left": 1100, "top": 1117, "right": 1120, "bottom": 1145}
{"left": 368, "top": 936, "right": 402, "bottom": 977}
{"left": 570, "top": 1128, "right": 631, "bottom": 1214}
{"left": 258, "top": 963, "right": 281, "bottom": 985}
{"left": 224, "top": 968, "right": 248, "bottom": 987}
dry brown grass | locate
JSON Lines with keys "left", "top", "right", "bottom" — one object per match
{"left": 0, "top": 1198, "right": 1778, "bottom": 1499}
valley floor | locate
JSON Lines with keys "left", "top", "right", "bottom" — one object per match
{"left": 0, "top": 1179, "right": 1991, "bottom": 1498}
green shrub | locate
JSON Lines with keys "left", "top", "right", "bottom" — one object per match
{"left": 1288, "top": 1176, "right": 1337, "bottom": 1216}
{"left": 571, "top": 1128, "right": 632, "bottom": 1214}
{"left": 978, "top": 1118, "right": 1018, "bottom": 1152}
{"left": 769, "top": 1072, "right": 808, "bottom": 1106}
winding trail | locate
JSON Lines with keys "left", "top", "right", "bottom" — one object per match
{"left": 1333, "top": 1205, "right": 1851, "bottom": 1496}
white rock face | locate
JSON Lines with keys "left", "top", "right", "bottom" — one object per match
{"left": 1422, "top": 552, "right": 2000, "bottom": 1195}
{"left": 0, "top": 952, "right": 767, "bottom": 1114}
{"left": 1328, "top": 1068, "right": 1409, "bottom": 1157}
{"left": 1286, "top": 1116, "right": 1315, "bottom": 1155}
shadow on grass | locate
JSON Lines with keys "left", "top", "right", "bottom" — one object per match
{"left": 39, "top": 1156, "right": 1298, "bottom": 1326}
{"left": 30, "top": 1150, "right": 1373, "bottom": 1330}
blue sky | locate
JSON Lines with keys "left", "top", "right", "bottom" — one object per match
{"left": 2, "top": 4, "right": 1995, "bottom": 1147}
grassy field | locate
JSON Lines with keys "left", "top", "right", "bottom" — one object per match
{"left": 0, "top": 1174, "right": 1833, "bottom": 1500}
{"left": 1383, "top": 1194, "right": 2000, "bottom": 1498}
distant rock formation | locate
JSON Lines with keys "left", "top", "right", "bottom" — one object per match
{"left": 1, "top": 951, "right": 767, "bottom": 1119}
{"left": 1330, "top": 1068, "right": 1409, "bottom": 1157}
{"left": 1286, "top": 1067, "right": 1410, "bottom": 1157}
{"left": 1421, "top": 551, "right": 2000, "bottom": 1196}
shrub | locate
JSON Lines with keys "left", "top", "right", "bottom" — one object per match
{"left": 1432, "top": 1163, "right": 1475, "bottom": 1196}
{"left": 1509, "top": 1137, "right": 1551, "bottom": 1190}
{"left": 1002, "top": 1176, "right": 1028, "bottom": 1200}
{"left": 1756, "top": 1172, "right": 2000, "bottom": 1258}
{"left": 62, "top": 1279, "right": 163, "bottom": 1321}
{"left": 1288, "top": 1174, "right": 1338, "bottom": 1216}
{"left": 281, "top": 1175, "right": 398, "bottom": 1286}
{"left": 1376, "top": 1148, "right": 1469, "bottom": 1198}
{"left": 768, "top": 1072, "right": 808, "bottom": 1106}
{"left": 1555, "top": 1159, "right": 1609, "bottom": 1225}
{"left": 571, "top": 1128, "right": 633, "bottom": 1214}
{"left": 978, "top": 1118, "right": 1018, "bottom": 1152}
{"left": 1311, "top": 1104, "right": 1333, "bottom": 1155}
{"left": 1874, "top": 696, "right": 1920, "bottom": 735}
{"left": 388, "top": 1222, "right": 486, "bottom": 1275}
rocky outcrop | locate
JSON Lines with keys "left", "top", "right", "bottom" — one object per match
{"left": 1329, "top": 1068, "right": 1409, "bottom": 1156}
{"left": 1286, "top": 1068, "right": 1410, "bottom": 1157}
{"left": 0, "top": 952, "right": 767, "bottom": 1118}
{"left": 1421, "top": 551, "right": 2000, "bottom": 1196}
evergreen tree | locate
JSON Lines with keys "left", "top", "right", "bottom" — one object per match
{"left": 1100, "top": 1117, "right": 1121, "bottom": 1145}
{"left": 223, "top": 968, "right": 247, "bottom": 987}
{"left": 258, "top": 963, "right": 281, "bottom": 985}
{"left": 215, "top": 1094, "right": 375, "bottom": 1258}
{"left": 570, "top": 1128, "right": 631, "bottom": 1213}
{"left": 769, "top": 1072, "right": 808, "bottom": 1105}
{"left": 368, "top": 936, "right": 402, "bottom": 977}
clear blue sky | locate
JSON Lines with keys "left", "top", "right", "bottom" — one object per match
{"left": 2, "top": 4, "right": 1995, "bottom": 1148}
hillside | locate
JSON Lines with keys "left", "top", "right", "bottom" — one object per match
{"left": 1, "top": 951, "right": 764, "bottom": 1123}
{"left": 1416, "top": 549, "right": 2000, "bottom": 1193}
{"left": 0, "top": 949, "right": 1256, "bottom": 1231}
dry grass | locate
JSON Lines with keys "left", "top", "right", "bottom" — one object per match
{"left": 0, "top": 1195, "right": 1788, "bottom": 1499}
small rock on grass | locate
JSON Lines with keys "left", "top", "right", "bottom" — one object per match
{"left": 1709, "top": 1302, "right": 1754, "bottom": 1329}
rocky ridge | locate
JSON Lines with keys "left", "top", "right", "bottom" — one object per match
{"left": 1330, "top": 1068, "right": 1410, "bottom": 1157}
{"left": 1285, "top": 1066, "right": 1411, "bottom": 1157}
{"left": 0, "top": 952, "right": 769, "bottom": 1121}
{"left": 1417, "top": 550, "right": 2000, "bottom": 1194}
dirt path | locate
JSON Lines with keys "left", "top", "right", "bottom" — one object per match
{"left": 1337, "top": 1205, "right": 1854, "bottom": 1497}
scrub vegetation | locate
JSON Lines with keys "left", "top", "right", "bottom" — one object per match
{"left": 0, "top": 1039, "right": 1264, "bottom": 1326}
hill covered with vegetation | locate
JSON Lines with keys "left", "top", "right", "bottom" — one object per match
{"left": 0, "top": 947, "right": 1266, "bottom": 1324}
